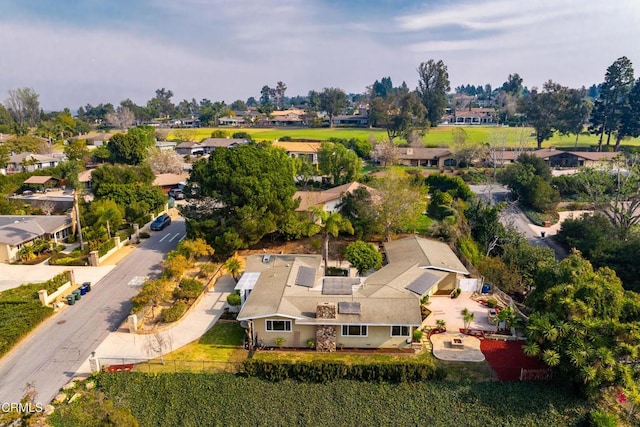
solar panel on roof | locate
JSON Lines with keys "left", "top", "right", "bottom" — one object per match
{"left": 405, "top": 271, "right": 441, "bottom": 295}
{"left": 338, "top": 301, "right": 361, "bottom": 314}
{"left": 322, "top": 277, "right": 358, "bottom": 295}
{"left": 295, "top": 266, "right": 316, "bottom": 288}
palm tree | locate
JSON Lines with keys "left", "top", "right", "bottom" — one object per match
{"left": 461, "top": 308, "right": 475, "bottom": 334}
{"left": 224, "top": 254, "right": 244, "bottom": 282}
{"left": 436, "top": 319, "right": 446, "bottom": 332}
{"left": 496, "top": 307, "right": 517, "bottom": 333}
{"left": 310, "top": 207, "right": 354, "bottom": 274}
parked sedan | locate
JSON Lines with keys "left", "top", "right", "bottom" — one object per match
{"left": 150, "top": 214, "right": 171, "bottom": 231}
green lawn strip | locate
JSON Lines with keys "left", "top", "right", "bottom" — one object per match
{"left": 0, "top": 283, "right": 54, "bottom": 357}
{"left": 165, "top": 126, "right": 640, "bottom": 148}
{"left": 131, "top": 321, "right": 247, "bottom": 373}
{"left": 92, "top": 372, "right": 590, "bottom": 427}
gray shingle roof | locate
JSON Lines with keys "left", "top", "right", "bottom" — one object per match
{"left": 0, "top": 215, "right": 72, "bottom": 245}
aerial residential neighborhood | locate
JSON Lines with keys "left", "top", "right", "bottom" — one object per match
{"left": 1, "top": 2, "right": 640, "bottom": 426}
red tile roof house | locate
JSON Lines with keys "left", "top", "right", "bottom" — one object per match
{"left": 236, "top": 236, "right": 471, "bottom": 350}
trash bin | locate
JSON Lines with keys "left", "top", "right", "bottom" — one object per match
{"left": 83, "top": 282, "right": 92, "bottom": 292}
{"left": 67, "top": 295, "right": 76, "bottom": 305}
{"left": 72, "top": 289, "right": 81, "bottom": 301}
{"left": 79, "top": 285, "right": 87, "bottom": 296}
{"left": 482, "top": 283, "right": 490, "bottom": 294}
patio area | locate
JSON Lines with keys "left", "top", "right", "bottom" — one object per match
{"left": 430, "top": 332, "right": 485, "bottom": 362}
{"left": 425, "top": 291, "right": 499, "bottom": 333}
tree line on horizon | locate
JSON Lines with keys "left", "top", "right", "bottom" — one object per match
{"left": 0, "top": 57, "right": 639, "bottom": 152}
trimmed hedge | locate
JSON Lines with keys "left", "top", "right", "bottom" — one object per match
{"left": 173, "top": 278, "right": 204, "bottom": 300}
{"left": 97, "top": 238, "right": 116, "bottom": 257}
{"left": 242, "top": 360, "right": 446, "bottom": 383}
{"left": 161, "top": 301, "right": 187, "bottom": 323}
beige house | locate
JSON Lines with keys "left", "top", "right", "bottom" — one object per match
{"left": 273, "top": 141, "right": 322, "bottom": 165}
{"left": 294, "top": 182, "right": 375, "bottom": 213}
{"left": 492, "top": 148, "right": 622, "bottom": 168}
{"left": 0, "top": 215, "right": 73, "bottom": 263}
{"left": 396, "top": 147, "right": 456, "bottom": 168}
{"left": 236, "top": 236, "right": 471, "bottom": 350}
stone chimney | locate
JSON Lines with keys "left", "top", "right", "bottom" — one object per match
{"left": 315, "top": 303, "right": 337, "bottom": 352}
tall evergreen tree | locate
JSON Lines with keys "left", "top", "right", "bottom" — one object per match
{"left": 589, "top": 56, "right": 635, "bottom": 151}
{"left": 416, "top": 59, "right": 450, "bottom": 127}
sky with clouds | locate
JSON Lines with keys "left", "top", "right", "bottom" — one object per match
{"left": 1, "top": 0, "right": 639, "bottom": 110}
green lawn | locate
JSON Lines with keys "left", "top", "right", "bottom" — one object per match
{"left": 163, "top": 126, "right": 640, "bottom": 149}
{"left": 132, "top": 321, "right": 247, "bottom": 373}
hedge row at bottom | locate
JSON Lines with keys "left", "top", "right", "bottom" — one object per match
{"left": 242, "top": 359, "right": 446, "bottom": 383}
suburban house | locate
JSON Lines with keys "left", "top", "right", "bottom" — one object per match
{"left": 396, "top": 147, "right": 456, "bottom": 168}
{"left": 273, "top": 141, "right": 322, "bottom": 165}
{"left": 494, "top": 148, "right": 622, "bottom": 168}
{"left": 78, "top": 169, "right": 93, "bottom": 192}
{"left": 236, "top": 236, "right": 472, "bottom": 350}
{"left": 4, "top": 153, "right": 60, "bottom": 174}
{"left": 174, "top": 138, "right": 247, "bottom": 155}
{"left": 23, "top": 175, "right": 60, "bottom": 191}
{"left": 0, "top": 215, "right": 73, "bottom": 263}
{"left": 294, "top": 181, "right": 375, "bottom": 212}
{"left": 218, "top": 116, "right": 245, "bottom": 126}
{"left": 155, "top": 140, "right": 177, "bottom": 151}
{"left": 153, "top": 172, "right": 190, "bottom": 194}
{"left": 441, "top": 108, "right": 497, "bottom": 125}
{"left": 332, "top": 114, "right": 369, "bottom": 126}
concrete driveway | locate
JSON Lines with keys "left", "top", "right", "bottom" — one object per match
{"left": 425, "top": 292, "right": 497, "bottom": 333}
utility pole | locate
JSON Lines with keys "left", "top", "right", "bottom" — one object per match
{"left": 74, "top": 190, "right": 84, "bottom": 251}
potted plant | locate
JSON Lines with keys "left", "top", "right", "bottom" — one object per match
{"left": 274, "top": 337, "right": 286, "bottom": 348}
{"left": 306, "top": 338, "right": 315, "bottom": 349}
{"left": 436, "top": 319, "right": 446, "bottom": 333}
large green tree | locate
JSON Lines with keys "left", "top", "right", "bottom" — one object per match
{"left": 4, "top": 87, "right": 40, "bottom": 127}
{"left": 524, "top": 253, "right": 640, "bottom": 397}
{"left": 589, "top": 56, "right": 635, "bottom": 151}
{"left": 371, "top": 168, "right": 427, "bottom": 241}
{"left": 344, "top": 240, "right": 382, "bottom": 275}
{"left": 416, "top": 59, "right": 450, "bottom": 127}
{"left": 107, "top": 126, "right": 155, "bottom": 165}
{"left": 184, "top": 143, "right": 298, "bottom": 257}
{"left": 319, "top": 87, "right": 347, "bottom": 127}
{"left": 518, "top": 80, "right": 566, "bottom": 149}
{"left": 317, "top": 142, "right": 361, "bottom": 186}
{"left": 374, "top": 91, "right": 427, "bottom": 144}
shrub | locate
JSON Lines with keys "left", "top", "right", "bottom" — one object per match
{"left": 274, "top": 337, "right": 286, "bottom": 348}
{"left": 412, "top": 329, "right": 423, "bottom": 342}
{"left": 279, "top": 136, "right": 292, "bottom": 141}
{"left": 98, "top": 238, "right": 116, "bottom": 257}
{"left": 161, "top": 301, "right": 187, "bottom": 323}
{"left": 242, "top": 360, "right": 445, "bottom": 383}
{"left": 173, "top": 278, "right": 204, "bottom": 300}
{"left": 306, "top": 338, "right": 315, "bottom": 349}
{"left": 139, "top": 232, "right": 150, "bottom": 239}
{"left": 226, "top": 293, "right": 241, "bottom": 307}
{"left": 588, "top": 411, "right": 618, "bottom": 427}
{"left": 486, "top": 298, "right": 498, "bottom": 308}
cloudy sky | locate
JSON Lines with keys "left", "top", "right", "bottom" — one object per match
{"left": 1, "top": 0, "right": 639, "bottom": 110}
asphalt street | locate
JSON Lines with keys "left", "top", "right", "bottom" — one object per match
{"left": 0, "top": 218, "right": 186, "bottom": 405}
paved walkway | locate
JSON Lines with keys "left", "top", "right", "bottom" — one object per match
{"left": 76, "top": 274, "right": 235, "bottom": 373}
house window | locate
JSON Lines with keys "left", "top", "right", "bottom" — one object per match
{"left": 391, "top": 326, "right": 410, "bottom": 337}
{"left": 265, "top": 319, "right": 292, "bottom": 332}
{"left": 341, "top": 325, "right": 367, "bottom": 337}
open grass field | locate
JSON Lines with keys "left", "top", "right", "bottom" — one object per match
{"left": 162, "top": 126, "right": 640, "bottom": 149}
